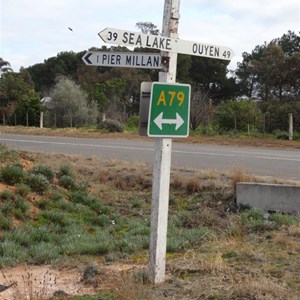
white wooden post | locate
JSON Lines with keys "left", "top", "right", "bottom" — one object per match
{"left": 289, "top": 113, "right": 293, "bottom": 141}
{"left": 149, "top": 0, "right": 180, "bottom": 284}
{"left": 40, "top": 111, "right": 44, "bottom": 128}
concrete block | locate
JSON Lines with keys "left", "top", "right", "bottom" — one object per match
{"left": 236, "top": 183, "right": 300, "bottom": 213}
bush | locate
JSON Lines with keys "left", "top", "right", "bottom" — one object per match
{"left": 25, "top": 173, "right": 50, "bottom": 194}
{"left": 14, "top": 196, "right": 30, "bottom": 215}
{"left": 39, "top": 210, "right": 69, "bottom": 227}
{"left": 89, "top": 214, "right": 110, "bottom": 227}
{"left": 0, "top": 213, "right": 13, "bottom": 230}
{"left": 273, "top": 129, "right": 289, "bottom": 140}
{"left": 0, "top": 201, "right": 15, "bottom": 216}
{"left": 0, "top": 240, "right": 27, "bottom": 265}
{"left": 0, "top": 164, "right": 25, "bottom": 185}
{"left": 59, "top": 175, "right": 77, "bottom": 190}
{"left": 98, "top": 119, "right": 124, "bottom": 133}
{"left": 57, "top": 165, "right": 73, "bottom": 178}
{"left": 29, "top": 242, "right": 61, "bottom": 264}
{"left": 29, "top": 165, "right": 55, "bottom": 182}
{"left": 15, "top": 183, "right": 31, "bottom": 197}
{"left": 0, "top": 189, "right": 16, "bottom": 202}
{"left": 125, "top": 115, "right": 139, "bottom": 131}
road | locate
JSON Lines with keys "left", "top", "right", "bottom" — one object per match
{"left": 0, "top": 134, "right": 299, "bottom": 180}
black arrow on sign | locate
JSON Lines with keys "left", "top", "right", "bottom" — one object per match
{"left": 83, "top": 52, "right": 93, "bottom": 64}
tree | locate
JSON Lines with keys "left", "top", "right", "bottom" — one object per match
{"left": 236, "top": 31, "right": 300, "bottom": 101}
{"left": 0, "top": 58, "right": 13, "bottom": 74}
{"left": 28, "top": 51, "right": 81, "bottom": 95}
{"left": 189, "top": 89, "right": 213, "bottom": 131}
{"left": 136, "top": 22, "right": 159, "bottom": 35}
{"left": 0, "top": 69, "right": 40, "bottom": 126}
{"left": 215, "top": 100, "right": 262, "bottom": 132}
{"left": 259, "top": 100, "right": 300, "bottom": 132}
{"left": 47, "top": 77, "right": 97, "bottom": 127}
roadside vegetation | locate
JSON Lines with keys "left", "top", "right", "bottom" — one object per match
{"left": 1, "top": 30, "right": 299, "bottom": 139}
{"left": 0, "top": 143, "right": 299, "bottom": 299}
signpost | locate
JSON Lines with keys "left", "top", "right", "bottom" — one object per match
{"left": 148, "top": 82, "right": 190, "bottom": 137}
{"left": 97, "top": 0, "right": 233, "bottom": 285}
{"left": 99, "top": 27, "right": 234, "bottom": 61}
{"left": 82, "top": 51, "right": 161, "bottom": 69}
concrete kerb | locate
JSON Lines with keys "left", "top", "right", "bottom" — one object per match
{"left": 236, "top": 182, "right": 300, "bottom": 213}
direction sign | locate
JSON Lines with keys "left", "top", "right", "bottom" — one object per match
{"left": 82, "top": 51, "right": 161, "bottom": 69}
{"left": 99, "top": 28, "right": 234, "bottom": 60}
{"left": 148, "top": 82, "right": 191, "bottom": 138}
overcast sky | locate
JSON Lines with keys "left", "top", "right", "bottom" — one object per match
{"left": 1, "top": 0, "right": 299, "bottom": 72}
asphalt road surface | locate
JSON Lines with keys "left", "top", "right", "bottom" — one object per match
{"left": 0, "top": 134, "right": 299, "bottom": 180}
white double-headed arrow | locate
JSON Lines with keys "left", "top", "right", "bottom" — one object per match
{"left": 154, "top": 112, "right": 184, "bottom": 131}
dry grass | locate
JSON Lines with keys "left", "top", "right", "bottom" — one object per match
{"left": 272, "top": 230, "right": 300, "bottom": 252}
{"left": 109, "top": 271, "right": 152, "bottom": 300}
{"left": 185, "top": 175, "right": 202, "bottom": 193}
{"left": 1, "top": 268, "right": 57, "bottom": 300}
{"left": 1, "top": 145, "right": 300, "bottom": 300}
{"left": 160, "top": 231, "right": 300, "bottom": 300}
{"left": 231, "top": 167, "right": 256, "bottom": 192}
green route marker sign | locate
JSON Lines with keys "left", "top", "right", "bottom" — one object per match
{"left": 148, "top": 82, "right": 191, "bottom": 138}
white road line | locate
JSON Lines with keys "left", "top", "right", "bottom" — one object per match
{"left": 0, "top": 138, "right": 154, "bottom": 152}
{"left": 1, "top": 137, "right": 300, "bottom": 162}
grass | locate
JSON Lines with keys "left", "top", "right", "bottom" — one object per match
{"left": 0, "top": 143, "right": 299, "bottom": 299}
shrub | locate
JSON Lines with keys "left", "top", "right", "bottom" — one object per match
{"left": 125, "top": 115, "right": 139, "bottom": 131}
{"left": 0, "top": 213, "right": 13, "bottom": 230}
{"left": 25, "top": 174, "right": 50, "bottom": 194}
{"left": 39, "top": 210, "right": 69, "bottom": 227}
{"left": 63, "top": 231, "right": 112, "bottom": 256}
{"left": 57, "top": 165, "right": 73, "bottom": 178}
{"left": 29, "top": 165, "right": 55, "bottom": 182}
{"left": 15, "top": 183, "right": 31, "bottom": 198}
{"left": 89, "top": 214, "right": 110, "bottom": 227}
{"left": 98, "top": 119, "right": 124, "bottom": 133}
{"left": 14, "top": 196, "right": 30, "bottom": 214}
{"left": 3, "top": 229, "right": 32, "bottom": 247}
{"left": 0, "top": 164, "right": 25, "bottom": 185}
{"left": 59, "top": 175, "right": 77, "bottom": 190}
{"left": 0, "top": 240, "right": 27, "bottom": 266}
{"left": 0, "top": 189, "right": 16, "bottom": 202}
{"left": 29, "top": 242, "right": 61, "bottom": 264}
{"left": 34, "top": 198, "right": 51, "bottom": 210}
{"left": 273, "top": 129, "right": 289, "bottom": 140}
{"left": 0, "top": 201, "right": 15, "bottom": 216}
{"left": 30, "top": 226, "right": 54, "bottom": 243}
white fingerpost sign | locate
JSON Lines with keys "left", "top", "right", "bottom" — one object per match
{"left": 99, "top": 27, "right": 234, "bottom": 60}
{"left": 82, "top": 51, "right": 161, "bottom": 69}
